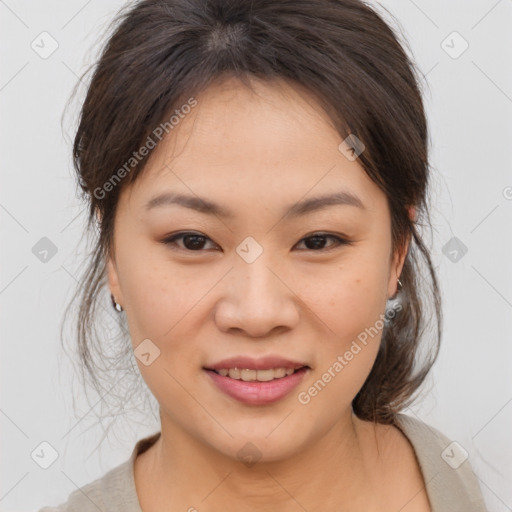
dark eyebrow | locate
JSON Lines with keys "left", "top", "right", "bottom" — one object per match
{"left": 143, "top": 191, "right": 365, "bottom": 219}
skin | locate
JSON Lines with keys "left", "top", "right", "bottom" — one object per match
{"left": 107, "top": 76, "right": 429, "bottom": 511}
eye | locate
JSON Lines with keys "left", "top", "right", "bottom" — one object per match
{"left": 161, "top": 231, "right": 351, "bottom": 253}
{"left": 161, "top": 231, "right": 218, "bottom": 251}
{"left": 294, "top": 233, "right": 351, "bottom": 251}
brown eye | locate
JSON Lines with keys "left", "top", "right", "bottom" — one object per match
{"left": 162, "top": 232, "right": 218, "bottom": 251}
{"left": 161, "top": 231, "right": 351, "bottom": 253}
{"left": 295, "top": 233, "right": 351, "bottom": 251}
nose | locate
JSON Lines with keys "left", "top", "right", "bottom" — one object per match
{"left": 214, "top": 256, "right": 300, "bottom": 338}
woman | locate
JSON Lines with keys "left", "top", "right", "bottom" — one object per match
{"left": 40, "top": 0, "right": 488, "bottom": 510}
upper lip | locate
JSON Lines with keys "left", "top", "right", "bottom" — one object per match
{"left": 204, "top": 356, "right": 310, "bottom": 371}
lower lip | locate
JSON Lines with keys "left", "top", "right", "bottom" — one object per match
{"left": 204, "top": 368, "right": 309, "bottom": 405}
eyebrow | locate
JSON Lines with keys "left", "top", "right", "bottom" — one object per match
{"left": 143, "top": 190, "right": 365, "bottom": 219}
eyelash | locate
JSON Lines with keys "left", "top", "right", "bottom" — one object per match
{"left": 161, "top": 231, "right": 352, "bottom": 253}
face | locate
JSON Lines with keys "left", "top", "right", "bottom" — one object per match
{"left": 107, "top": 76, "right": 407, "bottom": 463}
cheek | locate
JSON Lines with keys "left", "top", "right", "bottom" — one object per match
{"left": 115, "top": 248, "right": 188, "bottom": 343}
{"left": 292, "top": 253, "right": 389, "bottom": 393}
{"left": 118, "top": 255, "right": 207, "bottom": 410}
{"left": 294, "top": 268, "right": 387, "bottom": 418}
{"left": 317, "top": 277, "right": 384, "bottom": 375}
{"left": 113, "top": 220, "right": 211, "bottom": 346}
{"left": 295, "top": 254, "right": 389, "bottom": 336}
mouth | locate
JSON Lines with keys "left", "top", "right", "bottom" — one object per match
{"left": 204, "top": 366, "right": 310, "bottom": 382}
{"left": 203, "top": 365, "right": 311, "bottom": 405}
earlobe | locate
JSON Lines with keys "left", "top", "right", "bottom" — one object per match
{"left": 107, "top": 256, "right": 123, "bottom": 307}
{"left": 388, "top": 250, "right": 406, "bottom": 299}
{"left": 393, "top": 253, "right": 406, "bottom": 298}
{"left": 388, "top": 210, "right": 414, "bottom": 299}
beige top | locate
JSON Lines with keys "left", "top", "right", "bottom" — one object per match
{"left": 38, "top": 413, "right": 488, "bottom": 511}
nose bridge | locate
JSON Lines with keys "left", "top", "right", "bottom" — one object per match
{"left": 216, "top": 245, "right": 299, "bottom": 336}
{"left": 234, "top": 247, "right": 284, "bottom": 304}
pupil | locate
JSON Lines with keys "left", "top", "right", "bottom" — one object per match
{"left": 184, "top": 235, "right": 205, "bottom": 250}
{"left": 306, "top": 236, "right": 326, "bottom": 250}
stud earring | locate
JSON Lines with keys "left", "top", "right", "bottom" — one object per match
{"left": 111, "top": 293, "right": 123, "bottom": 312}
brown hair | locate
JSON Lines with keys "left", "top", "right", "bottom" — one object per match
{"left": 63, "top": 0, "right": 442, "bottom": 431}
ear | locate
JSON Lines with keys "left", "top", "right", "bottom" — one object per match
{"left": 99, "top": 206, "right": 124, "bottom": 307}
{"left": 387, "top": 206, "right": 415, "bottom": 298}
{"left": 107, "top": 255, "right": 124, "bottom": 307}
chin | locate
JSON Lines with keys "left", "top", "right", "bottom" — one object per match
{"left": 206, "top": 425, "right": 310, "bottom": 465}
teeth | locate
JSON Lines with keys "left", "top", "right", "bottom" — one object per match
{"left": 216, "top": 367, "right": 299, "bottom": 381}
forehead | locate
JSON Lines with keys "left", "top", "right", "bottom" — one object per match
{"left": 119, "top": 77, "right": 385, "bottom": 216}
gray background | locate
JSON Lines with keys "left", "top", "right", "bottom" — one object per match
{"left": 1, "top": 0, "right": 511, "bottom": 510}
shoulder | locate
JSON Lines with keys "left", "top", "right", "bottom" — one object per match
{"left": 36, "top": 433, "right": 160, "bottom": 512}
{"left": 36, "top": 458, "right": 133, "bottom": 512}
{"left": 393, "top": 413, "right": 489, "bottom": 512}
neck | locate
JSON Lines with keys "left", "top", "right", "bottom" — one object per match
{"left": 135, "top": 410, "right": 383, "bottom": 512}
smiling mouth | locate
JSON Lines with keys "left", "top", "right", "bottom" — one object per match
{"left": 204, "top": 366, "right": 310, "bottom": 382}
